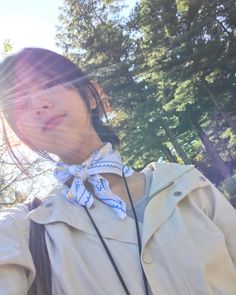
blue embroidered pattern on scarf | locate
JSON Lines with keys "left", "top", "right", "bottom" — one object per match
{"left": 53, "top": 143, "right": 134, "bottom": 219}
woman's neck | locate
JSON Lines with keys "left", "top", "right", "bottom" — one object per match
{"left": 59, "top": 136, "right": 103, "bottom": 165}
{"left": 103, "top": 172, "right": 146, "bottom": 205}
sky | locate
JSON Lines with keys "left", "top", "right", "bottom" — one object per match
{"left": 0, "top": 0, "right": 137, "bottom": 57}
{"left": 0, "top": 0, "right": 64, "bottom": 55}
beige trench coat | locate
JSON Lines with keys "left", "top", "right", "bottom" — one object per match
{"left": 0, "top": 162, "right": 236, "bottom": 295}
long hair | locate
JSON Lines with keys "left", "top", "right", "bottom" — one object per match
{"left": 0, "top": 47, "right": 119, "bottom": 172}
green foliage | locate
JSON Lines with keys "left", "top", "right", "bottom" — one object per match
{"left": 55, "top": 0, "right": 236, "bottom": 182}
{"left": 1, "top": 39, "right": 13, "bottom": 59}
{"left": 219, "top": 170, "right": 236, "bottom": 208}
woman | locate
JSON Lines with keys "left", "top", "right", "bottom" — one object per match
{"left": 0, "top": 47, "right": 235, "bottom": 295}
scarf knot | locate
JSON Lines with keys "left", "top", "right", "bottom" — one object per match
{"left": 53, "top": 143, "right": 134, "bottom": 219}
{"left": 69, "top": 165, "right": 88, "bottom": 181}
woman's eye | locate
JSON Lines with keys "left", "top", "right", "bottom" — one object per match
{"left": 14, "top": 97, "right": 30, "bottom": 110}
{"left": 43, "top": 80, "right": 57, "bottom": 89}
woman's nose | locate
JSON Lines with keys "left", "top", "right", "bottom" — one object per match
{"left": 31, "top": 95, "right": 53, "bottom": 116}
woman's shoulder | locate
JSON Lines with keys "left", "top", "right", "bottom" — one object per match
{"left": 0, "top": 202, "right": 30, "bottom": 229}
{"left": 0, "top": 202, "right": 29, "bottom": 223}
{"left": 0, "top": 202, "right": 30, "bottom": 245}
{"left": 0, "top": 184, "right": 64, "bottom": 225}
{"left": 143, "top": 161, "right": 209, "bottom": 199}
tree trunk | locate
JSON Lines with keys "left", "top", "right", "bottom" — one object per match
{"left": 150, "top": 128, "right": 178, "bottom": 163}
{"left": 161, "top": 144, "right": 178, "bottom": 163}
{"left": 189, "top": 118, "right": 231, "bottom": 179}
{"left": 161, "top": 120, "right": 192, "bottom": 165}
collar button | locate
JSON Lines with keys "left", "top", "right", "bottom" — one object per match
{"left": 45, "top": 202, "right": 53, "bottom": 208}
{"left": 174, "top": 191, "right": 182, "bottom": 197}
{"left": 142, "top": 251, "right": 153, "bottom": 264}
{"left": 199, "top": 176, "right": 206, "bottom": 182}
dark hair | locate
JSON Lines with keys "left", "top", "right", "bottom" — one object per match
{"left": 0, "top": 47, "right": 119, "bottom": 172}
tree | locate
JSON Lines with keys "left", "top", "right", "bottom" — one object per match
{"left": 133, "top": 0, "right": 235, "bottom": 178}
{"left": 56, "top": 0, "right": 236, "bottom": 182}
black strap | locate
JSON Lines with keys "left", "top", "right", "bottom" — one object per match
{"left": 122, "top": 170, "right": 149, "bottom": 295}
{"left": 83, "top": 171, "right": 149, "bottom": 295}
{"left": 27, "top": 197, "right": 52, "bottom": 295}
{"left": 84, "top": 206, "right": 131, "bottom": 295}
{"left": 27, "top": 172, "right": 149, "bottom": 295}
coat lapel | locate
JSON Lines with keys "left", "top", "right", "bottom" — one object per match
{"left": 142, "top": 163, "right": 209, "bottom": 249}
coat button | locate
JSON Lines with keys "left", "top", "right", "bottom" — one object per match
{"left": 199, "top": 176, "right": 206, "bottom": 182}
{"left": 142, "top": 251, "right": 153, "bottom": 264}
{"left": 174, "top": 191, "right": 182, "bottom": 197}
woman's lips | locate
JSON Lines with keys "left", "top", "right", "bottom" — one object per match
{"left": 43, "top": 114, "right": 66, "bottom": 132}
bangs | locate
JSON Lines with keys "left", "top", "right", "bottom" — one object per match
{"left": 15, "top": 48, "right": 89, "bottom": 89}
{"left": 1, "top": 47, "right": 91, "bottom": 113}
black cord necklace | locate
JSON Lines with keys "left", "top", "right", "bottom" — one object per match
{"left": 83, "top": 169, "right": 149, "bottom": 295}
{"left": 122, "top": 170, "right": 149, "bottom": 295}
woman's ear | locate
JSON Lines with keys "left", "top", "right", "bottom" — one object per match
{"left": 89, "top": 95, "right": 97, "bottom": 110}
{"left": 89, "top": 80, "right": 112, "bottom": 114}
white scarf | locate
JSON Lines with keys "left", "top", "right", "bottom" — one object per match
{"left": 53, "top": 143, "right": 134, "bottom": 219}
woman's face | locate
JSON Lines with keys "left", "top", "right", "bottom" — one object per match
{"left": 10, "top": 76, "right": 99, "bottom": 162}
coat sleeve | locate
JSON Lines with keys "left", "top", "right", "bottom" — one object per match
{"left": 0, "top": 204, "right": 35, "bottom": 295}
{"left": 191, "top": 168, "right": 236, "bottom": 268}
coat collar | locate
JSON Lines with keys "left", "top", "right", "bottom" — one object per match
{"left": 28, "top": 162, "right": 209, "bottom": 250}
{"left": 27, "top": 186, "right": 139, "bottom": 245}
{"left": 144, "top": 162, "right": 195, "bottom": 198}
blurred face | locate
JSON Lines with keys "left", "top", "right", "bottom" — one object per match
{"left": 9, "top": 75, "right": 102, "bottom": 163}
